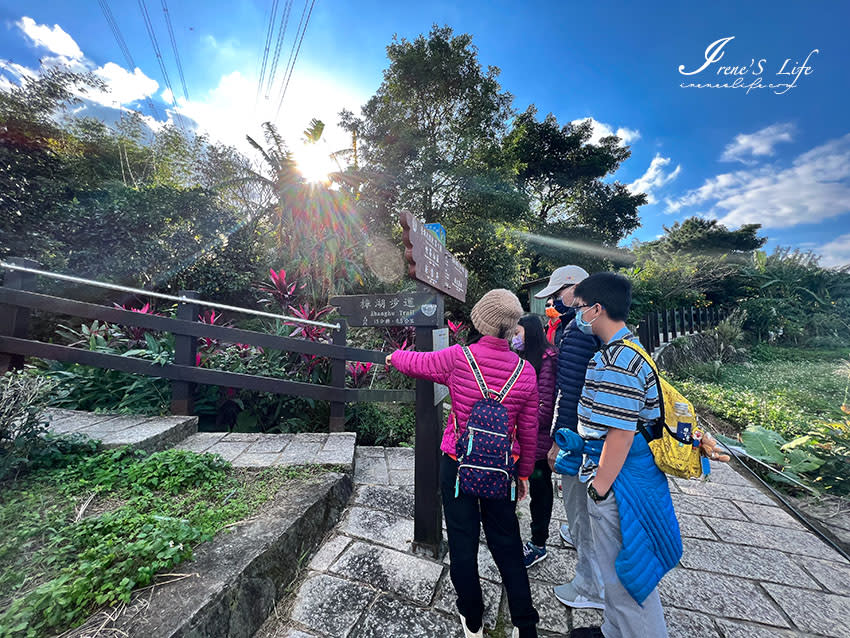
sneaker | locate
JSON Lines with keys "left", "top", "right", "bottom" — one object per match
{"left": 522, "top": 541, "right": 548, "bottom": 568}
{"left": 570, "top": 627, "right": 605, "bottom": 638}
{"left": 559, "top": 523, "right": 575, "bottom": 548}
{"left": 554, "top": 581, "right": 605, "bottom": 610}
{"left": 459, "top": 613, "right": 483, "bottom": 638}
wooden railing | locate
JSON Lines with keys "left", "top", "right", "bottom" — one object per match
{"left": 635, "top": 305, "right": 730, "bottom": 356}
{"left": 0, "top": 259, "right": 414, "bottom": 431}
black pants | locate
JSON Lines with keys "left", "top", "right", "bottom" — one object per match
{"left": 440, "top": 454, "right": 539, "bottom": 637}
{"left": 528, "top": 458, "right": 554, "bottom": 547}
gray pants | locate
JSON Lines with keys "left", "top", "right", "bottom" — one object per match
{"left": 587, "top": 491, "right": 668, "bottom": 638}
{"left": 561, "top": 473, "right": 604, "bottom": 599}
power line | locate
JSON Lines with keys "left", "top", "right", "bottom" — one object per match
{"left": 275, "top": 0, "right": 316, "bottom": 119}
{"left": 256, "top": 0, "right": 280, "bottom": 104}
{"left": 160, "top": 0, "right": 189, "bottom": 100}
{"left": 137, "top": 0, "right": 187, "bottom": 131}
{"left": 96, "top": 0, "right": 161, "bottom": 120}
{"left": 264, "top": 0, "right": 293, "bottom": 99}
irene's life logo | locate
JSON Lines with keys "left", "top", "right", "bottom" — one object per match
{"left": 678, "top": 36, "right": 818, "bottom": 95}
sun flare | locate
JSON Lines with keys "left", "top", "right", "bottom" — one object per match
{"left": 294, "top": 143, "right": 336, "bottom": 183}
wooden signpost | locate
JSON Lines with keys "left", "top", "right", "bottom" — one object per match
{"left": 401, "top": 211, "right": 468, "bottom": 557}
{"left": 330, "top": 211, "right": 467, "bottom": 558}
{"left": 401, "top": 211, "right": 468, "bottom": 303}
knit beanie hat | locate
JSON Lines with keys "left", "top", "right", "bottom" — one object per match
{"left": 470, "top": 289, "right": 524, "bottom": 338}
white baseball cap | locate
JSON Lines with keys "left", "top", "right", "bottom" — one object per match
{"left": 534, "top": 265, "right": 590, "bottom": 298}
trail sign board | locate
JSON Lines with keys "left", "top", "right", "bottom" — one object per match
{"left": 329, "top": 292, "right": 442, "bottom": 327}
{"left": 432, "top": 327, "right": 450, "bottom": 405}
{"left": 400, "top": 211, "right": 468, "bottom": 302}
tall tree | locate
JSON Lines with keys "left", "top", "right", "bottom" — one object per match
{"left": 349, "top": 25, "right": 531, "bottom": 305}
{"left": 657, "top": 217, "right": 766, "bottom": 254}
{"left": 354, "top": 24, "right": 516, "bottom": 228}
{"left": 503, "top": 107, "right": 644, "bottom": 278}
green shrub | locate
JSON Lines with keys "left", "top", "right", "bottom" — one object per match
{"left": 0, "top": 371, "right": 56, "bottom": 480}
{"left": 347, "top": 403, "right": 415, "bottom": 447}
{"left": 0, "top": 446, "right": 315, "bottom": 637}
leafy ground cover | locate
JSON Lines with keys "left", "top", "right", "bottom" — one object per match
{"left": 0, "top": 447, "right": 322, "bottom": 638}
{"left": 675, "top": 345, "right": 850, "bottom": 495}
{"left": 677, "top": 345, "right": 849, "bottom": 439}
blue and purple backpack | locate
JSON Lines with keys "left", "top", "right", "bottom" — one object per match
{"left": 455, "top": 346, "right": 526, "bottom": 501}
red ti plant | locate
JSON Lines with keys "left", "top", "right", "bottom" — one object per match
{"left": 258, "top": 268, "right": 302, "bottom": 310}
{"left": 286, "top": 303, "right": 335, "bottom": 342}
{"left": 346, "top": 361, "right": 374, "bottom": 388}
{"left": 113, "top": 301, "right": 158, "bottom": 343}
{"left": 384, "top": 326, "right": 416, "bottom": 352}
{"left": 447, "top": 319, "right": 469, "bottom": 345}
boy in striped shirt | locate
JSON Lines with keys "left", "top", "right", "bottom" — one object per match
{"left": 565, "top": 272, "right": 678, "bottom": 638}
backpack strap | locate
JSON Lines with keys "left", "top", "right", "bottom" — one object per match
{"left": 461, "top": 346, "right": 526, "bottom": 403}
{"left": 603, "top": 338, "right": 666, "bottom": 443}
{"left": 461, "top": 346, "right": 494, "bottom": 399}
{"left": 495, "top": 358, "right": 526, "bottom": 403}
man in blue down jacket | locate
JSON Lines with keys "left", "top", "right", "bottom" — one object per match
{"left": 534, "top": 266, "right": 605, "bottom": 611}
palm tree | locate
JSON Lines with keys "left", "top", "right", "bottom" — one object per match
{"left": 241, "top": 121, "right": 364, "bottom": 305}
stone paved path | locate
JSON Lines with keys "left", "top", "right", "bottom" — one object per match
{"left": 44, "top": 408, "right": 357, "bottom": 468}
{"left": 176, "top": 431, "right": 356, "bottom": 467}
{"left": 45, "top": 407, "right": 197, "bottom": 452}
{"left": 281, "top": 447, "right": 850, "bottom": 638}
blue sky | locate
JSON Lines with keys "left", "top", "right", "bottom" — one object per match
{"left": 2, "top": 0, "right": 849, "bottom": 265}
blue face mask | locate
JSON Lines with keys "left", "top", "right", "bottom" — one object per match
{"left": 575, "top": 308, "right": 597, "bottom": 335}
{"left": 552, "top": 297, "right": 568, "bottom": 314}
{"left": 511, "top": 335, "right": 524, "bottom": 351}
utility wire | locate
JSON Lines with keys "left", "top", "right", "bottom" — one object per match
{"left": 97, "top": 0, "right": 161, "bottom": 119}
{"left": 264, "top": 0, "right": 293, "bottom": 98}
{"left": 160, "top": 0, "right": 189, "bottom": 100}
{"left": 137, "top": 0, "right": 187, "bottom": 131}
{"left": 275, "top": 0, "right": 316, "bottom": 118}
{"left": 256, "top": 0, "right": 280, "bottom": 104}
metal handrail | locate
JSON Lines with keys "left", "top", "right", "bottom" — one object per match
{"left": 0, "top": 261, "right": 340, "bottom": 330}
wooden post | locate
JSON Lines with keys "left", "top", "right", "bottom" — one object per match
{"left": 412, "top": 289, "right": 444, "bottom": 558}
{"left": 171, "top": 290, "right": 199, "bottom": 416}
{"left": 670, "top": 308, "right": 678, "bottom": 340}
{"left": 329, "top": 319, "right": 348, "bottom": 432}
{"left": 687, "top": 306, "right": 695, "bottom": 334}
{"left": 0, "top": 258, "right": 39, "bottom": 375}
{"left": 695, "top": 307, "right": 702, "bottom": 332}
{"left": 653, "top": 311, "right": 661, "bottom": 351}
{"left": 637, "top": 315, "right": 651, "bottom": 351}
{"left": 661, "top": 308, "right": 670, "bottom": 344}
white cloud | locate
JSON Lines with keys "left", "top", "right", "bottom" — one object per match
{"left": 627, "top": 154, "right": 681, "bottom": 204}
{"left": 721, "top": 123, "right": 795, "bottom": 164}
{"left": 16, "top": 16, "right": 83, "bottom": 59}
{"left": 665, "top": 133, "right": 850, "bottom": 229}
{"left": 572, "top": 117, "right": 641, "bottom": 146}
{"left": 816, "top": 233, "right": 850, "bottom": 268}
{"left": 4, "top": 17, "right": 371, "bottom": 173}
{"left": 89, "top": 62, "right": 159, "bottom": 107}
{"left": 175, "top": 64, "right": 369, "bottom": 162}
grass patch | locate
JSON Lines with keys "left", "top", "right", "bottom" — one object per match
{"left": 0, "top": 447, "right": 322, "bottom": 638}
{"left": 675, "top": 346, "right": 848, "bottom": 439}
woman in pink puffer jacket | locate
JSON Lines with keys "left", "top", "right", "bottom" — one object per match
{"left": 387, "top": 289, "right": 540, "bottom": 638}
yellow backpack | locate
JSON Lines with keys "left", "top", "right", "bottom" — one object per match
{"left": 615, "top": 339, "right": 706, "bottom": 479}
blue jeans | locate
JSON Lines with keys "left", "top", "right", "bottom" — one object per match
{"left": 440, "top": 454, "right": 539, "bottom": 637}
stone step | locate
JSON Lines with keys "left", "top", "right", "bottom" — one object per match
{"left": 175, "top": 431, "right": 357, "bottom": 471}
{"left": 44, "top": 408, "right": 197, "bottom": 453}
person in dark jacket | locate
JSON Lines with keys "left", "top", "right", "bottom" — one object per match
{"left": 513, "top": 315, "right": 559, "bottom": 567}
{"left": 534, "top": 265, "right": 605, "bottom": 611}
